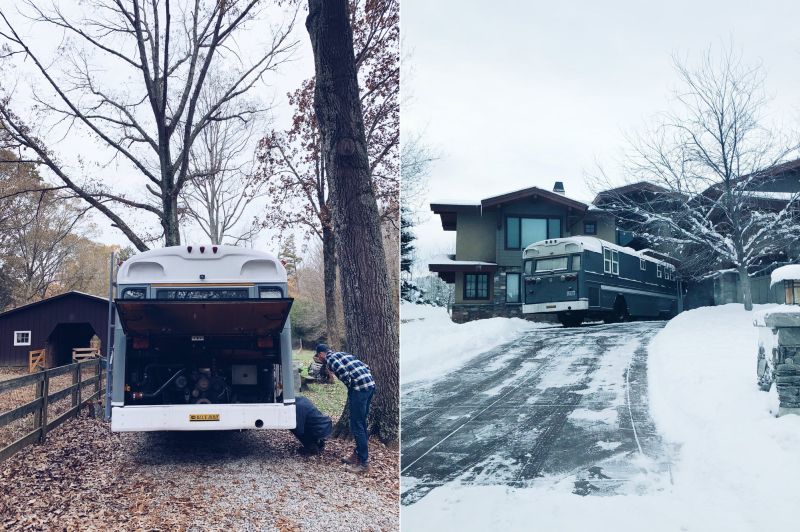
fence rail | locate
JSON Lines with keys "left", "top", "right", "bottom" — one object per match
{"left": 0, "top": 359, "right": 105, "bottom": 462}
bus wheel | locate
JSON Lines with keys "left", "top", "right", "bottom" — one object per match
{"left": 605, "top": 297, "right": 629, "bottom": 324}
{"left": 558, "top": 313, "right": 584, "bottom": 327}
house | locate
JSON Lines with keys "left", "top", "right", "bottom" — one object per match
{"left": 595, "top": 159, "right": 800, "bottom": 309}
{"left": 0, "top": 291, "right": 109, "bottom": 367}
{"left": 429, "top": 161, "right": 800, "bottom": 322}
{"left": 429, "top": 182, "right": 616, "bottom": 323}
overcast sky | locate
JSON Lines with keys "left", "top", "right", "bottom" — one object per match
{"left": 402, "top": 0, "right": 800, "bottom": 269}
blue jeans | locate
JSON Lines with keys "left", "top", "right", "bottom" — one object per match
{"left": 348, "top": 386, "right": 375, "bottom": 465}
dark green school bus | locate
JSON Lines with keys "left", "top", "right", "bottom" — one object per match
{"left": 522, "top": 237, "right": 678, "bottom": 327}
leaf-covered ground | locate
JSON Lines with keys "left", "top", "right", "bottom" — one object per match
{"left": 0, "top": 363, "right": 397, "bottom": 531}
{"left": 0, "top": 410, "right": 398, "bottom": 531}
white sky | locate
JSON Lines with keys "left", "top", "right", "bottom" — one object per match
{"left": 402, "top": 0, "right": 800, "bottom": 269}
{"left": 3, "top": 2, "right": 314, "bottom": 251}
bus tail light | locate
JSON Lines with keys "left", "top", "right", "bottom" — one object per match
{"left": 257, "top": 336, "right": 273, "bottom": 348}
{"left": 132, "top": 337, "right": 149, "bottom": 350}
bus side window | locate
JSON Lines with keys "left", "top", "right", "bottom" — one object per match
{"left": 571, "top": 254, "right": 581, "bottom": 271}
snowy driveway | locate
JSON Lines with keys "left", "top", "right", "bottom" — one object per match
{"left": 401, "top": 321, "right": 674, "bottom": 505}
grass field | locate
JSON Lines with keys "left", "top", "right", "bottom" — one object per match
{"left": 293, "top": 349, "right": 347, "bottom": 420}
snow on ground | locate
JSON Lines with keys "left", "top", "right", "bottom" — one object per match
{"left": 402, "top": 304, "right": 800, "bottom": 531}
{"left": 400, "top": 302, "right": 544, "bottom": 385}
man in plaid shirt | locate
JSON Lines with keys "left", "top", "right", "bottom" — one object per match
{"left": 314, "top": 343, "right": 376, "bottom": 473}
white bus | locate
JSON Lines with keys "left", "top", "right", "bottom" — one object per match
{"left": 109, "top": 245, "right": 296, "bottom": 431}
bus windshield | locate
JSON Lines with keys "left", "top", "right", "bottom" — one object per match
{"left": 535, "top": 256, "right": 568, "bottom": 272}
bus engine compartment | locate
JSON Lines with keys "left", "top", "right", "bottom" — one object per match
{"left": 124, "top": 335, "right": 282, "bottom": 405}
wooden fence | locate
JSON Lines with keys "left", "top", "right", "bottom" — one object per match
{"left": 0, "top": 359, "right": 104, "bottom": 462}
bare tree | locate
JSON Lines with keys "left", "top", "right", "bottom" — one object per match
{"left": 595, "top": 47, "right": 800, "bottom": 310}
{"left": 0, "top": 0, "right": 297, "bottom": 250}
{"left": 181, "top": 79, "right": 265, "bottom": 245}
{"left": 307, "top": 0, "right": 399, "bottom": 443}
{"left": 400, "top": 131, "right": 436, "bottom": 300}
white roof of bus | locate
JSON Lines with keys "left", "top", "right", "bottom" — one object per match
{"left": 523, "top": 236, "right": 672, "bottom": 266}
{"left": 117, "top": 245, "right": 287, "bottom": 285}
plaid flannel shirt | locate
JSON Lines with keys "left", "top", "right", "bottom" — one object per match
{"left": 325, "top": 351, "right": 375, "bottom": 391}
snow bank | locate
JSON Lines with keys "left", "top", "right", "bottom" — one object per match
{"left": 403, "top": 304, "right": 800, "bottom": 531}
{"left": 771, "top": 264, "right": 800, "bottom": 286}
{"left": 400, "top": 302, "right": 542, "bottom": 385}
{"left": 646, "top": 304, "right": 800, "bottom": 531}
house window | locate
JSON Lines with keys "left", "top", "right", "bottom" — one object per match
{"left": 14, "top": 331, "right": 31, "bottom": 346}
{"left": 506, "top": 273, "right": 521, "bottom": 303}
{"left": 657, "top": 264, "right": 663, "bottom": 278}
{"left": 464, "top": 273, "right": 490, "bottom": 300}
{"left": 640, "top": 258, "right": 646, "bottom": 271}
{"left": 583, "top": 222, "right": 597, "bottom": 235}
{"left": 603, "top": 248, "right": 619, "bottom": 275}
{"left": 506, "top": 216, "right": 562, "bottom": 249}
{"left": 786, "top": 281, "right": 800, "bottom": 305}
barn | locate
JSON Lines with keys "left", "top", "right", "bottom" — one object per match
{"left": 0, "top": 292, "right": 109, "bottom": 368}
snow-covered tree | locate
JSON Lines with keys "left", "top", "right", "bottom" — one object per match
{"left": 399, "top": 133, "right": 436, "bottom": 302}
{"left": 596, "top": 47, "right": 800, "bottom": 310}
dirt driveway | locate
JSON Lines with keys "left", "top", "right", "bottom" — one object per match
{"left": 0, "top": 413, "right": 398, "bottom": 531}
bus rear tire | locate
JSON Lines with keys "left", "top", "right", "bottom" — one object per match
{"left": 558, "top": 312, "right": 584, "bottom": 327}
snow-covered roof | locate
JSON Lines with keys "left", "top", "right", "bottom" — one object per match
{"left": 428, "top": 254, "right": 497, "bottom": 267}
{"left": 771, "top": 264, "right": 800, "bottom": 287}
{"left": 117, "top": 245, "right": 287, "bottom": 285}
{"left": 429, "top": 199, "right": 481, "bottom": 206}
{"left": 523, "top": 236, "right": 672, "bottom": 266}
{"left": 742, "top": 191, "right": 798, "bottom": 201}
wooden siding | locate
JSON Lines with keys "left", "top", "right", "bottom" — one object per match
{"left": 0, "top": 293, "right": 109, "bottom": 367}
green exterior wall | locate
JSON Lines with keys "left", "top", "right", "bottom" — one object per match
{"left": 455, "top": 211, "right": 496, "bottom": 262}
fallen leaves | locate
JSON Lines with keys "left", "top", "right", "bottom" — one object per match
{"left": 0, "top": 410, "right": 399, "bottom": 531}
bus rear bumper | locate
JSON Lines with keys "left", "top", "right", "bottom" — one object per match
{"left": 111, "top": 403, "right": 296, "bottom": 432}
{"left": 522, "top": 300, "right": 588, "bottom": 314}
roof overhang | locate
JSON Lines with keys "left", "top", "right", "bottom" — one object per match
{"left": 429, "top": 262, "right": 498, "bottom": 273}
{"left": 428, "top": 260, "right": 497, "bottom": 284}
{"left": 430, "top": 203, "right": 481, "bottom": 231}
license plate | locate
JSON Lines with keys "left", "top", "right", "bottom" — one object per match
{"left": 567, "top": 290, "right": 576, "bottom": 296}
{"left": 189, "top": 414, "right": 220, "bottom": 422}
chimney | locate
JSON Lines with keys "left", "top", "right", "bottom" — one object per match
{"left": 553, "top": 181, "right": 565, "bottom": 196}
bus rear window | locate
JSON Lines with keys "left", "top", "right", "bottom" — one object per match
{"left": 535, "top": 257, "right": 568, "bottom": 272}
{"left": 156, "top": 288, "right": 249, "bottom": 300}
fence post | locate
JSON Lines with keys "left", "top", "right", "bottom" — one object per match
{"left": 72, "top": 363, "right": 80, "bottom": 409}
{"left": 34, "top": 371, "right": 50, "bottom": 443}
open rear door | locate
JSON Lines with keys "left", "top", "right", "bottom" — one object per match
{"left": 115, "top": 298, "right": 293, "bottom": 336}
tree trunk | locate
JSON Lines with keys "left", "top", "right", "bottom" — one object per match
{"left": 738, "top": 264, "right": 753, "bottom": 311}
{"left": 322, "top": 225, "right": 340, "bottom": 345}
{"left": 163, "top": 193, "right": 182, "bottom": 246}
{"left": 306, "top": 0, "right": 399, "bottom": 444}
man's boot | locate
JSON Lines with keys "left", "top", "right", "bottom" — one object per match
{"left": 341, "top": 450, "right": 358, "bottom": 465}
